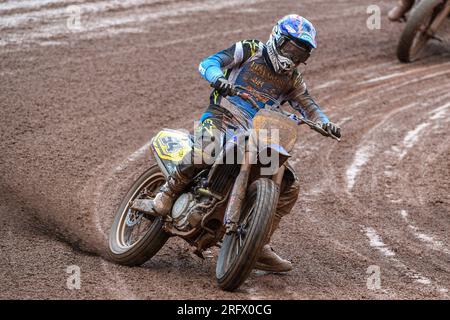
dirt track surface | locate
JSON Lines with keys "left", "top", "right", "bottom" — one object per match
{"left": 1, "top": 0, "right": 449, "bottom": 299}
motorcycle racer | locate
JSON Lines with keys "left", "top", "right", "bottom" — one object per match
{"left": 149, "top": 14, "right": 341, "bottom": 272}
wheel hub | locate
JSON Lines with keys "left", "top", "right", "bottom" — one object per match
{"left": 125, "top": 208, "right": 143, "bottom": 227}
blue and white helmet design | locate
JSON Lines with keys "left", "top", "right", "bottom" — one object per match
{"left": 267, "top": 14, "right": 317, "bottom": 73}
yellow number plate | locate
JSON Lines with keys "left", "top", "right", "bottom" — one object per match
{"left": 152, "top": 130, "right": 192, "bottom": 162}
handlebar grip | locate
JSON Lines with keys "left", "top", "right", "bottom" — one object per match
{"left": 296, "top": 117, "right": 341, "bottom": 142}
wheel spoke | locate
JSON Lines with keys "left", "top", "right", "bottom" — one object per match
{"left": 241, "top": 205, "right": 255, "bottom": 228}
{"left": 135, "top": 219, "right": 142, "bottom": 240}
{"left": 228, "top": 202, "right": 255, "bottom": 259}
{"left": 238, "top": 233, "right": 244, "bottom": 249}
{"left": 123, "top": 227, "right": 132, "bottom": 246}
{"left": 117, "top": 174, "right": 165, "bottom": 249}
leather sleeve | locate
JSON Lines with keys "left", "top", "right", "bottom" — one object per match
{"left": 198, "top": 40, "right": 262, "bottom": 83}
{"left": 286, "top": 72, "right": 329, "bottom": 124}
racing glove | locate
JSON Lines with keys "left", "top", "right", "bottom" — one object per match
{"left": 213, "top": 77, "right": 235, "bottom": 97}
{"left": 322, "top": 122, "right": 341, "bottom": 138}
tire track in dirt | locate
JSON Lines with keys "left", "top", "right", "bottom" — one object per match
{"left": 319, "top": 89, "right": 450, "bottom": 297}
{"left": 283, "top": 51, "right": 450, "bottom": 298}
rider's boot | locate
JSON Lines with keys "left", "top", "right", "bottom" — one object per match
{"left": 152, "top": 168, "right": 191, "bottom": 216}
{"left": 388, "top": 0, "right": 415, "bottom": 22}
{"left": 131, "top": 169, "right": 190, "bottom": 216}
{"left": 254, "top": 214, "right": 293, "bottom": 272}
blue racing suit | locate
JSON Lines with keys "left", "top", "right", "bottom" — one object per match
{"left": 198, "top": 39, "right": 330, "bottom": 125}
{"left": 177, "top": 39, "right": 330, "bottom": 219}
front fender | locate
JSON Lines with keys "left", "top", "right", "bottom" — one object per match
{"left": 257, "top": 143, "right": 291, "bottom": 175}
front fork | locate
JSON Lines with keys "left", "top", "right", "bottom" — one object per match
{"left": 224, "top": 146, "right": 251, "bottom": 233}
{"left": 224, "top": 144, "right": 286, "bottom": 233}
{"left": 272, "top": 165, "right": 286, "bottom": 189}
{"left": 429, "top": 2, "right": 450, "bottom": 37}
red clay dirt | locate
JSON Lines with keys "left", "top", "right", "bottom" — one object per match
{"left": 0, "top": 0, "right": 449, "bottom": 299}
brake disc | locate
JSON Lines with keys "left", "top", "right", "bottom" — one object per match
{"left": 125, "top": 208, "right": 143, "bottom": 227}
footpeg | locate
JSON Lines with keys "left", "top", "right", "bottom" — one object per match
{"left": 130, "top": 199, "right": 162, "bottom": 217}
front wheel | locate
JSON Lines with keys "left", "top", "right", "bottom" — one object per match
{"left": 216, "top": 178, "right": 278, "bottom": 291}
{"left": 108, "top": 165, "right": 170, "bottom": 266}
{"left": 397, "top": 0, "right": 445, "bottom": 62}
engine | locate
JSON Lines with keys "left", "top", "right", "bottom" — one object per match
{"left": 171, "top": 193, "right": 210, "bottom": 231}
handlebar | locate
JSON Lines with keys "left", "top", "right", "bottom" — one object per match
{"left": 211, "top": 83, "right": 340, "bottom": 141}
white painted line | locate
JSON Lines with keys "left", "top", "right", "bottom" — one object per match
{"left": 0, "top": 0, "right": 269, "bottom": 46}
{"left": 399, "top": 210, "right": 450, "bottom": 255}
{"left": 430, "top": 102, "right": 450, "bottom": 120}
{"left": 392, "top": 69, "right": 450, "bottom": 90}
{"left": 338, "top": 116, "right": 353, "bottom": 126}
{"left": 398, "top": 123, "right": 431, "bottom": 159}
{"left": 79, "top": 27, "right": 144, "bottom": 40}
{"left": 362, "top": 226, "right": 449, "bottom": 295}
{"left": 413, "top": 276, "right": 432, "bottom": 285}
{"left": 346, "top": 144, "right": 373, "bottom": 191}
{"left": 409, "top": 226, "right": 444, "bottom": 247}
{"left": 403, "top": 123, "right": 430, "bottom": 148}
{"left": 400, "top": 209, "right": 409, "bottom": 221}
{"left": 0, "top": 0, "right": 153, "bottom": 29}
{"left": 364, "top": 227, "right": 396, "bottom": 257}
{"left": 346, "top": 100, "right": 419, "bottom": 192}
{"left": 357, "top": 62, "right": 450, "bottom": 85}
{"left": 314, "top": 79, "right": 341, "bottom": 90}
{"left": 349, "top": 99, "right": 369, "bottom": 108}
{"left": 391, "top": 100, "right": 450, "bottom": 159}
{"left": 359, "top": 71, "right": 406, "bottom": 84}
{"left": 114, "top": 140, "right": 152, "bottom": 172}
{"left": 0, "top": 0, "right": 73, "bottom": 12}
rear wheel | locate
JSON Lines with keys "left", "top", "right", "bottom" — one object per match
{"left": 216, "top": 178, "right": 278, "bottom": 291}
{"left": 108, "top": 165, "right": 170, "bottom": 266}
{"left": 397, "top": 0, "right": 445, "bottom": 62}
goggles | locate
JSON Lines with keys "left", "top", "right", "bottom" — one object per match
{"left": 277, "top": 36, "right": 312, "bottom": 64}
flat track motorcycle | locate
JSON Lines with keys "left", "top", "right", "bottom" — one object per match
{"left": 108, "top": 87, "right": 339, "bottom": 291}
{"left": 397, "top": 0, "right": 450, "bottom": 62}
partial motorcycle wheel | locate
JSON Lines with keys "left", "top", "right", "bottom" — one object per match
{"left": 216, "top": 178, "right": 278, "bottom": 291}
{"left": 108, "top": 165, "right": 170, "bottom": 266}
{"left": 397, "top": 0, "right": 445, "bottom": 63}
